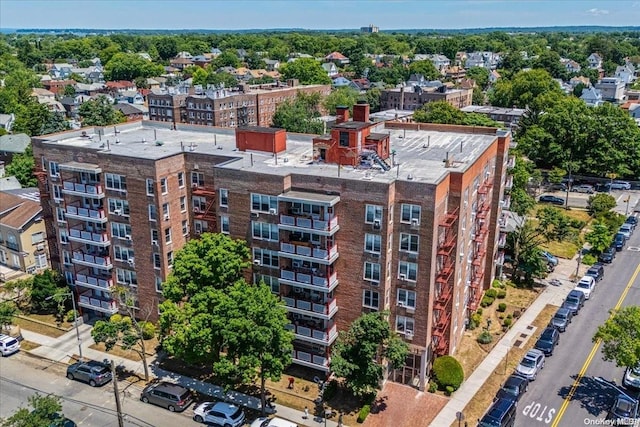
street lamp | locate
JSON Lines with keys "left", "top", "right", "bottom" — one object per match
{"left": 46, "top": 291, "right": 82, "bottom": 359}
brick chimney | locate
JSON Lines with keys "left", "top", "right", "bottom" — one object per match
{"left": 335, "top": 106, "right": 349, "bottom": 124}
{"left": 353, "top": 101, "right": 370, "bottom": 123}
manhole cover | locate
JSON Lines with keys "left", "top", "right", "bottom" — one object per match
{"left": 628, "top": 246, "right": 640, "bottom": 252}
{"left": 513, "top": 340, "right": 523, "bottom": 348}
{"left": 520, "top": 333, "right": 528, "bottom": 339}
{"left": 526, "top": 325, "right": 534, "bottom": 330}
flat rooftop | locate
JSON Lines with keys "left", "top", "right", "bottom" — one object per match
{"left": 35, "top": 121, "right": 502, "bottom": 185}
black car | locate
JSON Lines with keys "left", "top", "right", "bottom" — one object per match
{"left": 626, "top": 215, "right": 638, "bottom": 226}
{"left": 614, "top": 233, "right": 626, "bottom": 251}
{"left": 562, "top": 290, "right": 585, "bottom": 316}
{"left": 608, "top": 394, "right": 638, "bottom": 425}
{"left": 550, "top": 307, "right": 573, "bottom": 332}
{"left": 478, "top": 397, "right": 517, "bottom": 427}
{"left": 539, "top": 195, "right": 565, "bottom": 205}
{"left": 495, "top": 374, "right": 529, "bottom": 403}
{"left": 598, "top": 246, "right": 616, "bottom": 264}
{"left": 586, "top": 264, "right": 604, "bottom": 282}
{"left": 534, "top": 327, "right": 560, "bottom": 356}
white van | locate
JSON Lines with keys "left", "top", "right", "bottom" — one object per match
{"left": 0, "top": 334, "right": 20, "bottom": 356}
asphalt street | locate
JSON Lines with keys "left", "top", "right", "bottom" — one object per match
{"left": 540, "top": 188, "right": 640, "bottom": 214}
{"left": 514, "top": 224, "right": 640, "bottom": 427}
{"left": 0, "top": 354, "right": 195, "bottom": 427}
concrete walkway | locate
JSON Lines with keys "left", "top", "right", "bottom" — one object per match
{"left": 429, "top": 256, "right": 581, "bottom": 426}
{"left": 20, "top": 323, "right": 345, "bottom": 427}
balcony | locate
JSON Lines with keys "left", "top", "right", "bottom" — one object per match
{"left": 478, "top": 181, "right": 493, "bottom": 195}
{"left": 282, "top": 296, "right": 338, "bottom": 320}
{"left": 285, "top": 323, "right": 338, "bottom": 346}
{"left": 439, "top": 208, "right": 459, "bottom": 228}
{"left": 279, "top": 214, "right": 339, "bottom": 236}
{"left": 498, "top": 233, "right": 507, "bottom": 248}
{"left": 501, "top": 196, "right": 511, "bottom": 210}
{"left": 504, "top": 176, "right": 513, "bottom": 191}
{"left": 435, "top": 286, "right": 453, "bottom": 310}
{"left": 435, "top": 336, "right": 449, "bottom": 355}
{"left": 68, "top": 229, "right": 110, "bottom": 247}
{"left": 506, "top": 156, "right": 516, "bottom": 169}
{"left": 75, "top": 274, "right": 113, "bottom": 291}
{"left": 437, "top": 234, "right": 456, "bottom": 256}
{"left": 72, "top": 251, "right": 112, "bottom": 270}
{"left": 279, "top": 269, "right": 338, "bottom": 292}
{"left": 291, "top": 349, "right": 330, "bottom": 372}
{"left": 472, "top": 248, "right": 486, "bottom": 266}
{"left": 473, "top": 227, "right": 488, "bottom": 243}
{"left": 78, "top": 294, "right": 118, "bottom": 315}
{"left": 65, "top": 206, "right": 107, "bottom": 223}
{"left": 62, "top": 181, "right": 104, "bottom": 199}
{"left": 191, "top": 184, "right": 216, "bottom": 197}
{"left": 435, "top": 263, "right": 454, "bottom": 284}
{"left": 279, "top": 242, "right": 339, "bottom": 265}
{"left": 435, "top": 312, "right": 451, "bottom": 331}
{"left": 477, "top": 201, "right": 491, "bottom": 219}
{"left": 471, "top": 272, "right": 484, "bottom": 289}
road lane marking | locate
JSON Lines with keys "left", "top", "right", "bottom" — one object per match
{"left": 550, "top": 262, "right": 640, "bottom": 427}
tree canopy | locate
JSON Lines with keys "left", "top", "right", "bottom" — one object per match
{"left": 593, "top": 306, "right": 640, "bottom": 369}
{"left": 104, "top": 52, "right": 164, "bottom": 81}
{"left": 413, "top": 100, "right": 501, "bottom": 127}
{"left": 271, "top": 92, "right": 324, "bottom": 134}
{"left": 78, "top": 95, "right": 126, "bottom": 126}
{"left": 5, "top": 146, "right": 37, "bottom": 187}
{"left": 279, "top": 58, "right": 331, "bottom": 85}
{"left": 1, "top": 393, "right": 64, "bottom": 427}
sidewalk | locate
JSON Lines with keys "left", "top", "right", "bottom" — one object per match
{"left": 429, "top": 256, "right": 580, "bottom": 426}
{"left": 20, "top": 324, "right": 345, "bottom": 427}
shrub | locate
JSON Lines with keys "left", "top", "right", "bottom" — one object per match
{"left": 140, "top": 321, "right": 156, "bottom": 340}
{"left": 445, "top": 385, "right": 454, "bottom": 396}
{"left": 492, "top": 280, "right": 504, "bottom": 289}
{"left": 480, "top": 296, "right": 495, "bottom": 307}
{"left": 497, "top": 303, "right": 507, "bottom": 312}
{"left": 428, "top": 381, "right": 438, "bottom": 393}
{"left": 506, "top": 314, "right": 513, "bottom": 319}
{"left": 323, "top": 380, "right": 338, "bottom": 401}
{"left": 476, "top": 308, "right": 483, "bottom": 315}
{"left": 503, "top": 318, "right": 513, "bottom": 328}
{"left": 513, "top": 310, "right": 521, "bottom": 318}
{"left": 432, "top": 355, "right": 464, "bottom": 390}
{"left": 582, "top": 254, "right": 597, "bottom": 266}
{"left": 120, "top": 316, "right": 132, "bottom": 325}
{"left": 497, "top": 289, "right": 507, "bottom": 299}
{"left": 485, "top": 289, "right": 498, "bottom": 298}
{"left": 467, "top": 320, "right": 477, "bottom": 330}
{"left": 477, "top": 330, "right": 493, "bottom": 344}
{"left": 65, "top": 309, "right": 79, "bottom": 323}
{"left": 357, "top": 405, "right": 371, "bottom": 423}
{"left": 471, "top": 312, "right": 482, "bottom": 325}
{"left": 110, "top": 313, "right": 123, "bottom": 323}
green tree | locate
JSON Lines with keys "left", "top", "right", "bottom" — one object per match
{"left": 78, "top": 96, "right": 126, "bottom": 126}
{"left": 0, "top": 301, "right": 18, "bottom": 332}
{"left": 587, "top": 193, "right": 617, "bottom": 217}
{"left": 29, "top": 270, "right": 67, "bottom": 314}
{"left": 271, "top": 92, "right": 324, "bottom": 134}
{"left": 364, "top": 88, "right": 381, "bottom": 113}
{"left": 506, "top": 222, "right": 551, "bottom": 286}
{"left": 585, "top": 220, "right": 613, "bottom": 254}
{"left": 323, "top": 87, "right": 360, "bottom": 115}
{"left": 279, "top": 58, "right": 331, "bottom": 85}
{"left": 5, "top": 148, "right": 36, "bottom": 187}
{"left": 63, "top": 85, "right": 76, "bottom": 97}
{"left": 246, "top": 52, "right": 266, "bottom": 70}
{"left": 547, "top": 167, "right": 566, "bottom": 185}
{"left": 154, "top": 37, "right": 178, "bottom": 61}
{"left": 1, "top": 393, "right": 64, "bottom": 427}
{"left": 472, "top": 87, "right": 485, "bottom": 106}
{"left": 330, "top": 311, "right": 408, "bottom": 398}
{"left": 104, "top": 52, "right": 163, "bottom": 81}
{"left": 212, "top": 50, "right": 241, "bottom": 69}
{"left": 414, "top": 101, "right": 465, "bottom": 124}
{"left": 593, "top": 306, "right": 640, "bottom": 369}
{"left": 3, "top": 278, "right": 32, "bottom": 311}
{"left": 407, "top": 60, "right": 440, "bottom": 81}
{"left": 489, "top": 69, "right": 562, "bottom": 108}
{"left": 465, "top": 67, "right": 490, "bottom": 89}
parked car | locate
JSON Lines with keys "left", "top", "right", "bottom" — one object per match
{"left": 534, "top": 327, "right": 560, "bottom": 356}
{"left": 571, "top": 184, "right": 595, "bottom": 193}
{"left": 562, "top": 290, "right": 586, "bottom": 316}
{"left": 0, "top": 334, "right": 20, "bottom": 357}
{"left": 495, "top": 374, "right": 529, "bottom": 403}
{"left": 140, "top": 382, "right": 193, "bottom": 412}
{"left": 574, "top": 276, "right": 596, "bottom": 300}
{"left": 540, "top": 251, "right": 559, "bottom": 267}
{"left": 607, "top": 181, "right": 632, "bottom": 190}
{"left": 192, "top": 401, "right": 245, "bottom": 426}
{"left": 614, "top": 233, "right": 626, "bottom": 251}
{"left": 586, "top": 263, "right": 604, "bottom": 282}
{"left": 608, "top": 394, "right": 638, "bottom": 424}
{"left": 478, "top": 397, "right": 517, "bottom": 427}
{"left": 598, "top": 246, "right": 616, "bottom": 264}
{"left": 66, "top": 360, "right": 112, "bottom": 387}
{"left": 250, "top": 417, "right": 299, "bottom": 427}
{"left": 550, "top": 307, "right": 573, "bottom": 332}
{"left": 626, "top": 216, "right": 638, "bottom": 227}
{"left": 623, "top": 365, "right": 640, "bottom": 390}
{"left": 515, "top": 349, "right": 545, "bottom": 381}
{"left": 539, "top": 195, "right": 565, "bottom": 205}
{"left": 620, "top": 224, "right": 634, "bottom": 239}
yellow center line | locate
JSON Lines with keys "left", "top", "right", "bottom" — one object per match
{"left": 551, "top": 262, "right": 640, "bottom": 427}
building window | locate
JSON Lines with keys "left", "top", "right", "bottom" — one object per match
{"left": 365, "top": 204, "right": 383, "bottom": 223}
{"left": 397, "top": 289, "right": 416, "bottom": 308}
{"left": 256, "top": 274, "right": 280, "bottom": 294}
{"left": 49, "top": 161, "right": 59, "bottom": 176}
{"left": 252, "top": 221, "right": 278, "bottom": 241}
{"left": 191, "top": 172, "right": 204, "bottom": 187}
{"left": 253, "top": 248, "right": 279, "bottom": 268}
{"left": 151, "top": 229, "right": 159, "bottom": 243}
{"left": 363, "top": 290, "right": 379, "bottom": 309}
{"left": 116, "top": 269, "right": 137, "bottom": 286}
{"left": 401, "top": 204, "right": 421, "bottom": 224}
{"left": 153, "top": 253, "right": 161, "bottom": 269}
{"left": 35, "top": 253, "right": 47, "bottom": 270}
{"left": 167, "top": 251, "right": 173, "bottom": 268}
{"left": 177, "top": 172, "right": 184, "bottom": 188}
{"left": 148, "top": 204, "right": 157, "bottom": 221}
{"left": 364, "top": 262, "right": 381, "bottom": 283}
{"left": 114, "top": 246, "right": 134, "bottom": 261}
{"left": 396, "top": 315, "right": 414, "bottom": 334}
{"left": 182, "top": 220, "right": 188, "bottom": 236}
{"left": 146, "top": 179, "right": 154, "bottom": 196}
{"left": 59, "top": 230, "right": 68, "bottom": 244}
{"left": 399, "top": 233, "right": 419, "bottom": 253}
{"left": 155, "top": 277, "right": 163, "bottom": 293}
{"left": 219, "top": 189, "right": 229, "bottom": 207}
{"left": 53, "top": 185, "right": 62, "bottom": 200}
{"left": 31, "top": 232, "right": 45, "bottom": 244}
{"left": 251, "top": 193, "right": 277, "bottom": 213}
{"left": 364, "top": 233, "right": 381, "bottom": 253}
{"left": 56, "top": 207, "right": 66, "bottom": 222}
{"left": 339, "top": 131, "right": 349, "bottom": 147}
{"left": 105, "top": 173, "right": 127, "bottom": 192}
{"left": 111, "top": 222, "right": 132, "bottom": 238}
{"left": 108, "top": 199, "right": 130, "bottom": 216}
{"left": 221, "top": 216, "right": 230, "bottom": 234}
{"left": 398, "top": 261, "right": 418, "bottom": 281}
{"left": 164, "top": 228, "right": 172, "bottom": 243}
{"left": 162, "top": 203, "right": 169, "bottom": 219}
{"left": 180, "top": 196, "right": 186, "bottom": 212}
{"left": 160, "top": 177, "right": 168, "bottom": 194}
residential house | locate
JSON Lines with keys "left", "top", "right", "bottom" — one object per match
{"left": 351, "top": 78, "right": 371, "bottom": 92}
{"left": 325, "top": 52, "right": 350, "bottom": 65}
{"left": 561, "top": 59, "right": 582, "bottom": 74}
{"left": 580, "top": 86, "right": 604, "bottom": 107}
{"left": 41, "top": 79, "right": 76, "bottom": 96}
{"left": 569, "top": 76, "right": 591, "bottom": 88}
{"left": 138, "top": 52, "right": 153, "bottom": 61}
{"left": 629, "top": 103, "right": 640, "bottom": 119}
{"left": 459, "top": 79, "right": 476, "bottom": 90}
{"left": 626, "top": 89, "right": 640, "bottom": 101}
{"left": 615, "top": 64, "right": 636, "bottom": 85}
{"left": 106, "top": 81, "right": 137, "bottom": 95}
{"left": 170, "top": 56, "right": 194, "bottom": 70}
{"left": 264, "top": 59, "right": 280, "bottom": 71}
{"left": 322, "top": 62, "right": 339, "bottom": 77}
{"left": 587, "top": 53, "right": 603, "bottom": 69}
{"left": 444, "top": 66, "right": 467, "bottom": 82}
{"left": 117, "top": 90, "right": 145, "bottom": 105}
{"left": 114, "top": 103, "right": 145, "bottom": 121}
{"left": 0, "top": 114, "right": 15, "bottom": 133}
{"left": 75, "top": 82, "right": 107, "bottom": 96}
{"left": 488, "top": 70, "right": 501, "bottom": 84}
{"left": 454, "top": 52, "right": 467, "bottom": 66}
{"left": 380, "top": 84, "right": 473, "bottom": 110}
{"left": 70, "top": 66, "right": 104, "bottom": 83}
{"left": 332, "top": 76, "right": 356, "bottom": 89}
{"left": 425, "top": 54, "right": 451, "bottom": 72}
{"left": 460, "top": 106, "right": 526, "bottom": 128}
{"left": 0, "top": 133, "right": 30, "bottom": 164}
{"left": 146, "top": 78, "right": 164, "bottom": 90}
{"left": 210, "top": 48, "right": 222, "bottom": 58}
{"left": 49, "top": 63, "right": 73, "bottom": 79}
{"left": 465, "top": 52, "right": 500, "bottom": 70}
{"left": 0, "top": 191, "right": 48, "bottom": 282}
{"left": 595, "top": 77, "right": 626, "bottom": 102}
{"left": 31, "top": 88, "right": 65, "bottom": 113}
{"left": 192, "top": 55, "right": 211, "bottom": 68}
{"left": 0, "top": 176, "right": 22, "bottom": 191}
{"left": 236, "top": 49, "right": 248, "bottom": 60}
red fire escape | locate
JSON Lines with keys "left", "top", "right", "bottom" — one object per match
{"left": 468, "top": 180, "right": 493, "bottom": 312}
{"left": 191, "top": 185, "right": 217, "bottom": 231}
{"left": 34, "top": 166, "right": 60, "bottom": 268}
{"left": 433, "top": 207, "right": 458, "bottom": 356}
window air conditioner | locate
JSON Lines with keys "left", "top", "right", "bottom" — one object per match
{"left": 124, "top": 235, "right": 132, "bottom": 240}
{"left": 151, "top": 240, "right": 158, "bottom": 246}
{"left": 163, "top": 214, "right": 170, "bottom": 221}
{"left": 399, "top": 274, "right": 407, "bottom": 280}
{"left": 127, "top": 258, "right": 135, "bottom": 266}
{"left": 193, "top": 207, "right": 201, "bottom": 213}
{"left": 411, "top": 218, "right": 419, "bottom": 226}
{"left": 251, "top": 212, "right": 260, "bottom": 218}
{"left": 269, "top": 208, "right": 277, "bottom": 215}
{"left": 191, "top": 183, "right": 199, "bottom": 188}
{"left": 52, "top": 173, "right": 60, "bottom": 178}
{"left": 36, "top": 243, "right": 45, "bottom": 251}
{"left": 397, "top": 301, "right": 405, "bottom": 307}
{"left": 254, "top": 259, "right": 261, "bottom": 266}
{"left": 405, "top": 331, "right": 414, "bottom": 340}
{"left": 113, "top": 209, "right": 122, "bottom": 216}
{"left": 373, "top": 219, "right": 381, "bottom": 229}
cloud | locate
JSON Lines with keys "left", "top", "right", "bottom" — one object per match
{"left": 585, "top": 8, "right": 609, "bottom": 16}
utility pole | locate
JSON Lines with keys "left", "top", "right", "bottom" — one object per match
{"left": 110, "top": 359, "right": 125, "bottom": 427}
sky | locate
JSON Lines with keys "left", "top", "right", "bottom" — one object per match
{"left": 1, "top": 0, "right": 640, "bottom": 30}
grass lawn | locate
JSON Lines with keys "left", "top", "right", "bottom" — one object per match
{"left": 452, "top": 304, "right": 557, "bottom": 426}
{"left": 14, "top": 316, "right": 69, "bottom": 338}
{"left": 89, "top": 336, "right": 158, "bottom": 362}
{"left": 19, "top": 340, "right": 41, "bottom": 351}
{"left": 531, "top": 205, "right": 593, "bottom": 259}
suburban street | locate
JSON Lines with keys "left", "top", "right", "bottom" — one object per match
{"left": 0, "top": 354, "right": 194, "bottom": 427}
{"left": 539, "top": 189, "right": 640, "bottom": 215}
{"left": 514, "top": 226, "right": 640, "bottom": 427}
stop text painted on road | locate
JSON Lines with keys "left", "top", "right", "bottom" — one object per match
{"left": 522, "top": 400, "right": 556, "bottom": 424}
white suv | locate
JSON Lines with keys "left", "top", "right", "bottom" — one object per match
{"left": 0, "top": 334, "right": 20, "bottom": 356}
{"left": 574, "top": 276, "right": 596, "bottom": 300}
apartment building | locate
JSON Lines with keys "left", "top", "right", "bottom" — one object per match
{"left": 380, "top": 85, "right": 473, "bottom": 111}
{"left": 148, "top": 82, "right": 331, "bottom": 129}
{"left": 31, "top": 104, "right": 512, "bottom": 390}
